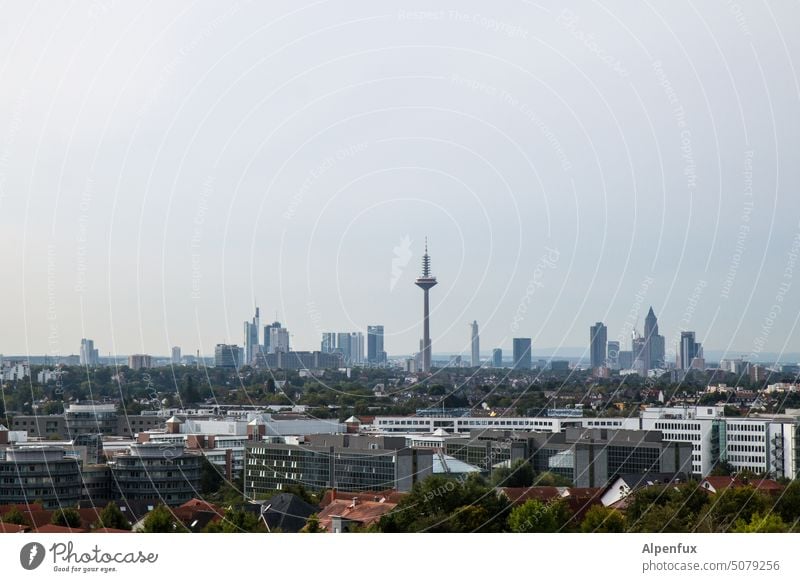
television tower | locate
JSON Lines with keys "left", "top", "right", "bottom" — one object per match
{"left": 415, "top": 238, "right": 438, "bottom": 373}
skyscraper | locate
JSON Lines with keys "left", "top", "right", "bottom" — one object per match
{"left": 607, "top": 341, "right": 620, "bottom": 370}
{"left": 512, "top": 338, "right": 532, "bottom": 370}
{"left": 414, "top": 239, "right": 438, "bottom": 373}
{"left": 589, "top": 322, "right": 607, "bottom": 369}
{"left": 470, "top": 320, "right": 480, "bottom": 367}
{"left": 269, "top": 325, "right": 290, "bottom": 354}
{"left": 243, "top": 306, "right": 260, "bottom": 366}
{"left": 679, "top": 331, "right": 702, "bottom": 370}
{"left": 367, "top": 325, "right": 386, "bottom": 365}
{"left": 492, "top": 348, "right": 503, "bottom": 368}
{"left": 171, "top": 346, "right": 181, "bottom": 365}
{"left": 321, "top": 332, "right": 336, "bottom": 353}
{"left": 79, "top": 339, "right": 99, "bottom": 367}
{"left": 644, "top": 307, "right": 665, "bottom": 371}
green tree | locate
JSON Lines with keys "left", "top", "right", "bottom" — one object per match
{"left": 507, "top": 499, "right": 571, "bottom": 533}
{"left": 694, "top": 486, "right": 769, "bottom": 532}
{"left": 301, "top": 513, "right": 325, "bottom": 533}
{"left": 2, "top": 507, "right": 29, "bottom": 525}
{"left": 51, "top": 508, "right": 82, "bottom": 528}
{"left": 491, "top": 459, "right": 534, "bottom": 488}
{"left": 94, "top": 502, "right": 131, "bottom": 531}
{"left": 182, "top": 374, "right": 202, "bottom": 403}
{"left": 200, "top": 458, "right": 224, "bottom": 495}
{"left": 776, "top": 480, "right": 800, "bottom": 526}
{"left": 580, "top": 505, "right": 626, "bottom": 533}
{"left": 378, "top": 474, "right": 509, "bottom": 532}
{"left": 204, "top": 507, "right": 265, "bottom": 533}
{"left": 140, "top": 505, "right": 186, "bottom": 533}
{"left": 732, "top": 512, "right": 789, "bottom": 533}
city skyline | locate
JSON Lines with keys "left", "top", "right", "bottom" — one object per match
{"left": 1, "top": 2, "right": 799, "bottom": 362}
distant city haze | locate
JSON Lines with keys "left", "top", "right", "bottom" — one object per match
{"left": 1, "top": 2, "right": 799, "bottom": 362}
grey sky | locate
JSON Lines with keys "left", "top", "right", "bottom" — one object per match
{"left": 1, "top": 1, "right": 799, "bottom": 361}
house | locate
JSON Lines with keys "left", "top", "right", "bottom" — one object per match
{"left": 699, "top": 476, "right": 783, "bottom": 495}
{"left": 499, "top": 486, "right": 603, "bottom": 522}
{"left": 600, "top": 473, "right": 685, "bottom": 508}
{"left": 250, "top": 493, "right": 317, "bottom": 533}
{"left": 317, "top": 491, "right": 399, "bottom": 532}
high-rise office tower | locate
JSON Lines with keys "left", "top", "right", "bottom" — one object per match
{"left": 79, "top": 339, "right": 99, "bottom": 367}
{"left": 215, "top": 344, "right": 241, "bottom": 369}
{"left": 679, "top": 331, "right": 702, "bottom": 370}
{"left": 492, "top": 348, "right": 503, "bottom": 368}
{"left": 414, "top": 239, "right": 438, "bottom": 373}
{"left": 589, "top": 322, "right": 607, "bottom": 369}
{"left": 367, "top": 325, "right": 386, "bottom": 365}
{"left": 171, "top": 346, "right": 181, "bottom": 364}
{"left": 269, "top": 325, "right": 290, "bottom": 354}
{"left": 350, "top": 332, "right": 365, "bottom": 365}
{"left": 470, "top": 321, "right": 480, "bottom": 367}
{"left": 606, "top": 341, "right": 620, "bottom": 370}
{"left": 243, "top": 306, "right": 260, "bottom": 366}
{"left": 321, "top": 332, "right": 336, "bottom": 354}
{"left": 644, "top": 307, "right": 665, "bottom": 371}
{"left": 512, "top": 338, "right": 532, "bottom": 370}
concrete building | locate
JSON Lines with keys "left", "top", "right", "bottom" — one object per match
{"left": 492, "top": 348, "right": 503, "bottom": 368}
{"left": 0, "top": 447, "right": 82, "bottom": 509}
{"left": 512, "top": 338, "right": 532, "bottom": 370}
{"left": 80, "top": 339, "right": 100, "bottom": 367}
{"left": 127, "top": 354, "right": 152, "bottom": 370}
{"left": 214, "top": 344, "right": 242, "bottom": 369}
{"left": 589, "top": 322, "right": 607, "bottom": 370}
{"left": 243, "top": 306, "right": 260, "bottom": 366}
{"left": 244, "top": 434, "right": 433, "bottom": 497}
{"left": 367, "top": 325, "right": 386, "bottom": 365}
{"left": 607, "top": 341, "right": 620, "bottom": 370}
{"left": 470, "top": 321, "right": 480, "bottom": 367}
{"left": 111, "top": 443, "right": 202, "bottom": 506}
{"left": 269, "top": 325, "right": 290, "bottom": 354}
{"left": 171, "top": 346, "right": 181, "bottom": 365}
{"left": 257, "top": 350, "right": 341, "bottom": 371}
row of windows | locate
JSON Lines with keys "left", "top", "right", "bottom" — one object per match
{"left": 728, "top": 434, "right": 765, "bottom": 442}
{"left": 656, "top": 422, "right": 702, "bottom": 432}
{"left": 728, "top": 424, "right": 765, "bottom": 432}
{"left": 727, "top": 445, "right": 765, "bottom": 453}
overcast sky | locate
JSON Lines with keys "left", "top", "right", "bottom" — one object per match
{"left": 1, "top": 1, "right": 799, "bottom": 361}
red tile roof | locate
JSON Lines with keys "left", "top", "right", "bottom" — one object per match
{"left": 34, "top": 524, "right": 88, "bottom": 534}
{"left": 317, "top": 498, "right": 398, "bottom": 531}
{"left": 91, "top": 527, "right": 131, "bottom": 533}
{"left": 319, "top": 489, "right": 405, "bottom": 508}
{"left": 0, "top": 523, "right": 29, "bottom": 533}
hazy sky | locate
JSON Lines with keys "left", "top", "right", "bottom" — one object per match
{"left": 1, "top": 1, "right": 799, "bottom": 361}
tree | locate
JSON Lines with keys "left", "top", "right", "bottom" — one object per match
{"left": 51, "top": 508, "right": 82, "bottom": 528}
{"left": 491, "top": 459, "right": 534, "bottom": 488}
{"left": 204, "top": 507, "right": 265, "bottom": 533}
{"left": 283, "top": 483, "right": 317, "bottom": 505}
{"left": 180, "top": 374, "right": 201, "bottom": 404}
{"left": 732, "top": 512, "right": 789, "bottom": 533}
{"left": 507, "top": 499, "right": 571, "bottom": 533}
{"left": 378, "top": 474, "right": 510, "bottom": 532}
{"left": 694, "top": 486, "right": 770, "bottom": 532}
{"left": 200, "top": 457, "right": 224, "bottom": 495}
{"left": 301, "top": 513, "right": 324, "bottom": 533}
{"left": 140, "top": 505, "right": 186, "bottom": 533}
{"left": 776, "top": 480, "right": 800, "bottom": 525}
{"left": 94, "top": 502, "right": 131, "bottom": 531}
{"left": 580, "top": 505, "right": 626, "bottom": 533}
{"left": 2, "top": 507, "right": 29, "bottom": 525}
{"left": 710, "top": 460, "right": 736, "bottom": 476}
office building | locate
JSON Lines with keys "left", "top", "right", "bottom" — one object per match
{"left": 171, "top": 346, "right": 181, "bottom": 365}
{"left": 214, "top": 344, "right": 242, "bottom": 369}
{"left": 618, "top": 350, "right": 633, "bottom": 370}
{"left": 111, "top": 443, "right": 202, "bottom": 506}
{"left": 678, "top": 331, "right": 702, "bottom": 370}
{"left": 643, "top": 307, "right": 666, "bottom": 371}
{"left": 512, "top": 338, "right": 532, "bottom": 370}
{"left": 470, "top": 320, "right": 480, "bottom": 367}
{"left": 80, "top": 339, "right": 100, "bottom": 367}
{"left": 367, "top": 325, "right": 386, "bottom": 365}
{"left": 127, "top": 354, "right": 152, "bottom": 370}
{"left": 321, "top": 332, "right": 336, "bottom": 354}
{"left": 492, "top": 348, "right": 503, "bottom": 368}
{"left": 414, "top": 239, "right": 438, "bottom": 372}
{"left": 0, "top": 447, "right": 82, "bottom": 509}
{"left": 607, "top": 341, "right": 620, "bottom": 370}
{"left": 589, "top": 322, "right": 607, "bottom": 370}
{"left": 244, "top": 435, "right": 433, "bottom": 497}
{"left": 269, "top": 325, "right": 290, "bottom": 354}
{"left": 243, "top": 306, "right": 260, "bottom": 366}
{"left": 259, "top": 350, "right": 342, "bottom": 371}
